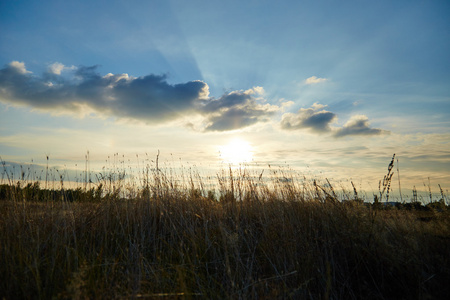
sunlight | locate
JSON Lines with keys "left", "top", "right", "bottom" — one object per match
{"left": 218, "top": 138, "right": 253, "bottom": 165}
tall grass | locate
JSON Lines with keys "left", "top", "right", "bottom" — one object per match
{"left": 0, "top": 158, "right": 449, "bottom": 299}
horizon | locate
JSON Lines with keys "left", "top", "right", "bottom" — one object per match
{"left": 1, "top": 151, "right": 446, "bottom": 204}
{"left": 1, "top": 0, "right": 449, "bottom": 199}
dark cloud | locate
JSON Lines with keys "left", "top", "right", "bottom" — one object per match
{"left": 200, "top": 91, "right": 252, "bottom": 112}
{"left": 280, "top": 104, "right": 337, "bottom": 133}
{"left": 204, "top": 106, "right": 270, "bottom": 131}
{"left": 74, "top": 65, "right": 102, "bottom": 79}
{"left": 0, "top": 62, "right": 207, "bottom": 122}
{"left": 108, "top": 74, "right": 207, "bottom": 122}
{"left": 0, "top": 61, "right": 278, "bottom": 130}
{"left": 333, "top": 115, "right": 389, "bottom": 137}
{"left": 280, "top": 103, "right": 389, "bottom": 138}
{"left": 199, "top": 89, "right": 278, "bottom": 132}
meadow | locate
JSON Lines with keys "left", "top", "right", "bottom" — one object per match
{"left": 0, "top": 156, "right": 449, "bottom": 299}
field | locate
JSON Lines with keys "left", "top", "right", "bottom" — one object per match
{"left": 0, "top": 162, "right": 449, "bottom": 299}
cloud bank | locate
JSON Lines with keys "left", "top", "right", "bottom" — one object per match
{"left": 0, "top": 62, "right": 389, "bottom": 136}
{"left": 0, "top": 61, "right": 277, "bottom": 131}
{"left": 281, "top": 103, "right": 389, "bottom": 137}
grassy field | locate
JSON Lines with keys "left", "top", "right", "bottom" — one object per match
{"left": 0, "top": 162, "right": 449, "bottom": 299}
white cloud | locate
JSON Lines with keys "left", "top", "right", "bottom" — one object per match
{"left": 8, "top": 61, "right": 31, "bottom": 74}
{"left": 311, "top": 102, "right": 326, "bottom": 110}
{"left": 48, "top": 62, "right": 76, "bottom": 75}
{"left": 305, "top": 76, "right": 327, "bottom": 84}
{"left": 48, "top": 62, "right": 65, "bottom": 75}
{"left": 245, "top": 86, "right": 265, "bottom": 95}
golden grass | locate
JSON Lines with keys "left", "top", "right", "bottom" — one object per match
{"left": 0, "top": 163, "right": 449, "bottom": 299}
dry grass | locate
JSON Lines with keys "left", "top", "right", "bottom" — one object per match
{"left": 0, "top": 164, "right": 449, "bottom": 299}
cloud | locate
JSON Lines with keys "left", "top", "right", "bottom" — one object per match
{"left": 0, "top": 61, "right": 278, "bottom": 131}
{"left": 7, "top": 61, "right": 31, "bottom": 74}
{"left": 280, "top": 103, "right": 337, "bottom": 133}
{"left": 0, "top": 61, "right": 207, "bottom": 121}
{"left": 333, "top": 115, "right": 389, "bottom": 137}
{"left": 280, "top": 103, "right": 389, "bottom": 138}
{"left": 199, "top": 87, "right": 279, "bottom": 132}
{"left": 305, "top": 76, "right": 327, "bottom": 84}
{"left": 48, "top": 62, "right": 76, "bottom": 75}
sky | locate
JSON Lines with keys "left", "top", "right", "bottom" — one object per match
{"left": 1, "top": 0, "right": 449, "bottom": 200}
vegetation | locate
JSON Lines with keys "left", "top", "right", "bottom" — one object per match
{"left": 0, "top": 157, "right": 449, "bottom": 299}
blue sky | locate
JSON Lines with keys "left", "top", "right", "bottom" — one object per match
{"left": 1, "top": 0, "right": 449, "bottom": 197}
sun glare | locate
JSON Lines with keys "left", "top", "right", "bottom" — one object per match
{"left": 219, "top": 138, "right": 253, "bottom": 165}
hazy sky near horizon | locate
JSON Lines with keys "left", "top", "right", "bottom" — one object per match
{"left": 1, "top": 0, "right": 449, "bottom": 193}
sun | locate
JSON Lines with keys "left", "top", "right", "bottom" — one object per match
{"left": 219, "top": 138, "right": 253, "bottom": 165}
